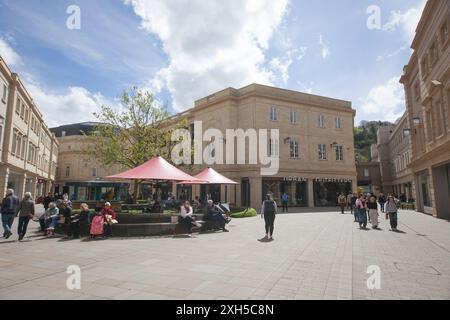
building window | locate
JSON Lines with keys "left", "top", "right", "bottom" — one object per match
{"left": 318, "top": 114, "right": 325, "bottom": 128}
{"left": 318, "top": 144, "right": 327, "bottom": 160}
{"left": 290, "top": 111, "right": 297, "bottom": 124}
{"left": 65, "top": 166, "right": 70, "bottom": 177}
{"left": 290, "top": 140, "right": 299, "bottom": 159}
{"left": 11, "top": 130, "right": 17, "bottom": 155}
{"left": 364, "top": 168, "right": 369, "bottom": 177}
{"left": 335, "top": 117, "right": 342, "bottom": 129}
{"left": 429, "top": 41, "right": 438, "bottom": 65}
{"left": 1, "top": 84, "right": 7, "bottom": 102}
{"left": 435, "top": 99, "right": 445, "bottom": 137}
{"left": 336, "top": 145, "right": 344, "bottom": 161}
{"left": 91, "top": 168, "right": 97, "bottom": 177}
{"left": 441, "top": 21, "right": 449, "bottom": 45}
{"left": 269, "top": 107, "right": 277, "bottom": 121}
{"left": 20, "top": 102, "right": 25, "bottom": 119}
{"left": 21, "top": 136, "right": 26, "bottom": 159}
{"left": 420, "top": 56, "right": 429, "bottom": 79}
{"left": 16, "top": 98, "right": 20, "bottom": 114}
{"left": 269, "top": 138, "right": 279, "bottom": 157}
{"left": 414, "top": 83, "right": 420, "bottom": 101}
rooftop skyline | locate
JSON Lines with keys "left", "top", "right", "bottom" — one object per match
{"left": 0, "top": 0, "right": 426, "bottom": 127}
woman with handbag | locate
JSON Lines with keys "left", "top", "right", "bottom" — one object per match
{"left": 367, "top": 196, "right": 379, "bottom": 229}
{"left": 179, "top": 201, "right": 200, "bottom": 237}
{"left": 355, "top": 194, "right": 368, "bottom": 229}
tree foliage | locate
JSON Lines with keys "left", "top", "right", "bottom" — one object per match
{"left": 83, "top": 87, "right": 187, "bottom": 199}
{"left": 354, "top": 120, "right": 392, "bottom": 162}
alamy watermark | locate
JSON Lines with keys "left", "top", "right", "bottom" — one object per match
{"left": 171, "top": 121, "right": 280, "bottom": 176}
{"left": 66, "top": 265, "right": 81, "bottom": 290}
{"left": 366, "top": 265, "right": 381, "bottom": 290}
{"left": 66, "top": 5, "right": 81, "bottom": 30}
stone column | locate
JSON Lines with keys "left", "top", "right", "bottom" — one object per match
{"left": 290, "top": 181, "right": 296, "bottom": 206}
{"left": 235, "top": 183, "right": 241, "bottom": 207}
{"left": 0, "top": 166, "right": 9, "bottom": 197}
{"left": 18, "top": 173, "right": 26, "bottom": 199}
{"left": 307, "top": 179, "right": 314, "bottom": 208}
{"left": 30, "top": 177, "right": 37, "bottom": 199}
{"left": 250, "top": 177, "right": 262, "bottom": 210}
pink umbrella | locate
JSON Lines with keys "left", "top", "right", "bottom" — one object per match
{"left": 177, "top": 167, "right": 238, "bottom": 185}
{"left": 106, "top": 156, "right": 204, "bottom": 182}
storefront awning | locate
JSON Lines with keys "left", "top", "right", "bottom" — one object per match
{"left": 177, "top": 167, "right": 238, "bottom": 185}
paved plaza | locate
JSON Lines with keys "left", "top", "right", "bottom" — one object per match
{"left": 0, "top": 207, "right": 450, "bottom": 300}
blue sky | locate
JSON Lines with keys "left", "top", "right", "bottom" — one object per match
{"left": 0, "top": 0, "right": 426, "bottom": 127}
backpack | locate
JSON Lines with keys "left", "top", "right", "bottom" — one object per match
{"left": 264, "top": 200, "right": 276, "bottom": 214}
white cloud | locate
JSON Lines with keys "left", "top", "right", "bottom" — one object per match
{"left": 360, "top": 77, "right": 405, "bottom": 121}
{"left": 269, "top": 47, "right": 306, "bottom": 85}
{"left": 25, "top": 82, "right": 110, "bottom": 128}
{"left": 0, "top": 39, "right": 108, "bottom": 127}
{"left": 125, "top": 0, "right": 289, "bottom": 111}
{"left": 318, "top": 34, "right": 330, "bottom": 59}
{"left": 0, "top": 37, "right": 22, "bottom": 67}
{"left": 382, "top": 1, "right": 426, "bottom": 43}
{"left": 376, "top": 44, "right": 409, "bottom": 62}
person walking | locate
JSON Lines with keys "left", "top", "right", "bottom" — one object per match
{"left": 355, "top": 194, "right": 367, "bottom": 229}
{"left": 378, "top": 193, "right": 386, "bottom": 213}
{"left": 347, "top": 192, "right": 353, "bottom": 211}
{"left": 16, "top": 192, "right": 35, "bottom": 241}
{"left": 260, "top": 194, "right": 277, "bottom": 241}
{"left": 385, "top": 195, "right": 399, "bottom": 231}
{"left": 281, "top": 192, "right": 289, "bottom": 213}
{"left": 350, "top": 192, "right": 358, "bottom": 220}
{"left": 1, "top": 189, "right": 19, "bottom": 239}
{"left": 338, "top": 193, "right": 347, "bottom": 214}
{"left": 367, "top": 196, "right": 379, "bottom": 229}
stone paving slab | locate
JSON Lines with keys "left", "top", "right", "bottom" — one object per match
{"left": 0, "top": 207, "right": 450, "bottom": 300}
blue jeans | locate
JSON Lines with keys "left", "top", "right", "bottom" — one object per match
{"left": 1, "top": 213, "right": 15, "bottom": 236}
{"left": 18, "top": 216, "right": 31, "bottom": 236}
{"left": 357, "top": 208, "right": 367, "bottom": 227}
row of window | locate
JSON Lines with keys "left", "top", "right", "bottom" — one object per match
{"left": 268, "top": 107, "right": 343, "bottom": 129}
{"left": 15, "top": 97, "right": 51, "bottom": 143}
{"left": 420, "top": 18, "right": 449, "bottom": 80}
{"left": 11, "top": 128, "right": 51, "bottom": 172}
{"left": 269, "top": 140, "right": 344, "bottom": 161}
{"left": 425, "top": 92, "right": 449, "bottom": 142}
{"left": 62, "top": 166, "right": 97, "bottom": 177}
{"left": 394, "top": 151, "right": 411, "bottom": 173}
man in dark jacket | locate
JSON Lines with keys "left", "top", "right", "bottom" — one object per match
{"left": 16, "top": 192, "right": 35, "bottom": 241}
{"left": 1, "top": 189, "right": 19, "bottom": 239}
{"left": 206, "top": 200, "right": 228, "bottom": 232}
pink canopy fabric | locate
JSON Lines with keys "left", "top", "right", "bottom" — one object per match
{"left": 106, "top": 156, "right": 204, "bottom": 182}
{"left": 178, "top": 167, "right": 238, "bottom": 185}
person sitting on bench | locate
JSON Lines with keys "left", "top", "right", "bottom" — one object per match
{"left": 206, "top": 200, "right": 229, "bottom": 232}
{"left": 179, "top": 201, "right": 200, "bottom": 236}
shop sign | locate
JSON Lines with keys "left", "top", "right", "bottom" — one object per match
{"left": 283, "top": 177, "right": 308, "bottom": 182}
{"left": 313, "top": 178, "right": 352, "bottom": 183}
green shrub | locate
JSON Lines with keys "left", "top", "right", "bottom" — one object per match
{"left": 230, "top": 208, "right": 257, "bottom": 218}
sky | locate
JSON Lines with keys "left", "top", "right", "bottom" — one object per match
{"left": 0, "top": 0, "right": 426, "bottom": 127}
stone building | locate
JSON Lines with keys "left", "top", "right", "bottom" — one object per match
{"left": 0, "top": 55, "right": 58, "bottom": 198}
{"left": 400, "top": 0, "right": 450, "bottom": 218}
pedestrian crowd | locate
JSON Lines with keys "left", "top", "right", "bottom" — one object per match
{"left": 1, "top": 189, "right": 118, "bottom": 241}
{"left": 338, "top": 191, "right": 401, "bottom": 231}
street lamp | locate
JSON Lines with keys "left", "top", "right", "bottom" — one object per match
{"left": 413, "top": 117, "right": 421, "bottom": 125}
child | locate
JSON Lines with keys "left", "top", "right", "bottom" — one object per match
{"left": 90, "top": 211, "right": 104, "bottom": 239}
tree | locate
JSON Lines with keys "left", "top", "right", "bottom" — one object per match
{"left": 83, "top": 87, "right": 187, "bottom": 202}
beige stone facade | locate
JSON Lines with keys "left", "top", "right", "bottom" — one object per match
{"left": 0, "top": 55, "right": 58, "bottom": 199}
{"left": 176, "top": 84, "right": 357, "bottom": 209}
{"left": 371, "top": 114, "right": 414, "bottom": 200}
{"left": 50, "top": 123, "right": 128, "bottom": 201}
{"left": 400, "top": 0, "right": 450, "bottom": 218}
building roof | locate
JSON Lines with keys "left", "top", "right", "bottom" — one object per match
{"left": 50, "top": 122, "right": 106, "bottom": 137}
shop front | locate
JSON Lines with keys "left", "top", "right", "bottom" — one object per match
{"left": 261, "top": 178, "right": 308, "bottom": 207}
{"left": 65, "top": 181, "right": 130, "bottom": 202}
{"left": 416, "top": 171, "right": 432, "bottom": 215}
{"left": 200, "top": 184, "right": 221, "bottom": 203}
{"left": 313, "top": 178, "right": 352, "bottom": 207}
